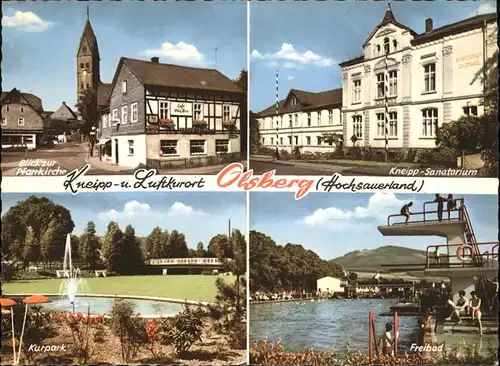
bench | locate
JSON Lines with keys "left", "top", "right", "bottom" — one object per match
{"left": 95, "top": 270, "right": 107, "bottom": 277}
{"left": 56, "top": 270, "right": 70, "bottom": 278}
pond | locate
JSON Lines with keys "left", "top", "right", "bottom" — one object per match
{"left": 41, "top": 296, "right": 185, "bottom": 317}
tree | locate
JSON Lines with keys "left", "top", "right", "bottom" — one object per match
{"left": 320, "top": 132, "right": 344, "bottom": 155}
{"left": 235, "top": 70, "right": 248, "bottom": 154}
{"left": 167, "top": 230, "right": 188, "bottom": 258}
{"left": 121, "top": 225, "right": 144, "bottom": 274}
{"left": 208, "top": 229, "right": 247, "bottom": 348}
{"left": 249, "top": 111, "right": 261, "bottom": 154}
{"left": 145, "top": 227, "right": 169, "bottom": 259}
{"left": 207, "top": 234, "right": 232, "bottom": 259}
{"left": 75, "top": 88, "right": 99, "bottom": 138}
{"left": 249, "top": 230, "right": 345, "bottom": 293}
{"left": 196, "top": 242, "right": 206, "bottom": 258}
{"left": 102, "top": 222, "right": 125, "bottom": 273}
{"left": 23, "top": 227, "right": 38, "bottom": 268}
{"left": 1, "top": 196, "right": 75, "bottom": 264}
{"left": 79, "top": 221, "right": 101, "bottom": 269}
{"left": 40, "top": 219, "right": 58, "bottom": 267}
{"left": 350, "top": 134, "right": 359, "bottom": 147}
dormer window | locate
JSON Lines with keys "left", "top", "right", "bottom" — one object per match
{"left": 292, "top": 97, "right": 297, "bottom": 106}
{"left": 384, "top": 37, "right": 390, "bottom": 55}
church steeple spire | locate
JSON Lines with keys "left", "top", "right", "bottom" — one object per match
{"left": 76, "top": 5, "right": 101, "bottom": 101}
{"left": 381, "top": 0, "right": 395, "bottom": 25}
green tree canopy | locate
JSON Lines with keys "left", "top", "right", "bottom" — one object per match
{"left": 249, "top": 230, "right": 345, "bottom": 293}
{"left": 1, "top": 196, "right": 75, "bottom": 264}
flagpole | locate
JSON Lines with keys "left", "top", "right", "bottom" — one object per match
{"left": 275, "top": 70, "right": 279, "bottom": 159}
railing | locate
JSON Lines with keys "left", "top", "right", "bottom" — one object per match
{"left": 425, "top": 242, "right": 499, "bottom": 268}
{"left": 145, "top": 125, "right": 240, "bottom": 135}
{"left": 148, "top": 152, "right": 241, "bottom": 170}
{"left": 387, "top": 198, "right": 465, "bottom": 226}
{"left": 147, "top": 257, "right": 229, "bottom": 266}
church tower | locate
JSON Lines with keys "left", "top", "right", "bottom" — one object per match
{"left": 76, "top": 6, "right": 101, "bottom": 102}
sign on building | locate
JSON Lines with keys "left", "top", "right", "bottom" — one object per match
{"left": 171, "top": 102, "right": 193, "bottom": 116}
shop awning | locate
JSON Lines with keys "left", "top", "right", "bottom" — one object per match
{"left": 96, "top": 138, "right": 110, "bottom": 146}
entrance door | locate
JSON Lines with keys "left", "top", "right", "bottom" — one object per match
{"left": 115, "top": 139, "right": 119, "bottom": 164}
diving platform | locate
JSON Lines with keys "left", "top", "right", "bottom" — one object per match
{"left": 378, "top": 198, "right": 498, "bottom": 305}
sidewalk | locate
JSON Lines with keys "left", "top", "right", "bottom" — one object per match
{"left": 159, "top": 160, "right": 247, "bottom": 174}
{"left": 251, "top": 155, "right": 410, "bottom": 175}
{"left": 86, "top": 155, "right": 247, "bottom": 175}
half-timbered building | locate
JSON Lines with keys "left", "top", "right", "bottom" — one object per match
{"left": 99, "top": 57, "right": 245, "bottom": 169}
{"left": 1, "top": 88, "right": 46, "bottom": 150}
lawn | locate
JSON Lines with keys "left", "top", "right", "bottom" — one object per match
{"left": 2, "top": 275, "right": 236, "bottom": 302}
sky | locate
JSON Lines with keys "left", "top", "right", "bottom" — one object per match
{"left": 1, "top": 192, "right": 246, "bottom": 247}
{"left": 250, "top": 192, "right": 498, "bottom": 260}
{"left": 1, "top": 2, "right": 247, "bottom": 111}
{"left": 249, "top": 0, "right": 497, "bottom": 112}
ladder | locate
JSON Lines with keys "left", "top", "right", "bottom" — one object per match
{"left": 460, "top": 202, "right": 492, "bottom": 317}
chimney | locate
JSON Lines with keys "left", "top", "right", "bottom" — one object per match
{"left": 425, "top": 18, "right": 433, "bottom": 33}
{"left": 151, "top": 57, "right": 159, "bottom": 63}
{"left": 63, "top": 101, "right": 66, "bottom": 105}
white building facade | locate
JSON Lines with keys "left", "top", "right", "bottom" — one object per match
{"left": 340, "top": 8, "right": 498, "bottom": 150}
{"left": 317, "top": 276, "right": 344, "bottom": 294}
{"left": 258, "top": 89, "right": 343, "bottom": 153}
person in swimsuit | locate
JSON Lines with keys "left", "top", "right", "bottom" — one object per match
{"left": 378, "top": 322, "right": 394, "bottom": 357}
{"left": 446, "top": 194, "right": 456, "bottom": 220}
{"left": 445, "top": 290, "right": 468, "bottom": 323}
{"left": 400, "top": 202, "right": 413, "bottom": 224}
{"left": 434, "top": 194, "right": 446, "bottom": 222}
{"left": 470, "top": 291, "right": 483, "bottom": 335}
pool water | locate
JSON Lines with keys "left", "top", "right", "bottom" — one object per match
{"left": 250, "top": 298, "right": 497, "bottom": 355}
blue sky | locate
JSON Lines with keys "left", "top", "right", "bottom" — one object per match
{"left": 1, "top": 192, "right": 246, "bottom": 246}
{"left": 2, "top": 2, "right": 247, "bottom": 112}
{"left": 250, "top": 0, "right": 497, "bottom": 112}
{"left": 250, "top": 193, "right": 498, "bottom": 259}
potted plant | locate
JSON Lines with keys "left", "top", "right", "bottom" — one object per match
{"left": 159, "top": 118, "right": 175, "bottom": 129}
{"left": 222, "top": 119, "right": 236, "bottom": 130}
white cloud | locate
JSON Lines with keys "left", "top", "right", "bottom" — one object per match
{"left": 287, "top": 75, "right": 295, "bottom": 80}
{"left": 303, "top": 192, "right": 406, "bottom": 229}
{"left": 473, "top": 2, "right": 496, "bottom": 15}
{"left": 98, "top": 201, "right": 151, "bottom": 221}
{"left": 252, "top": 43, "right": 334, "bottom": 68}
{"left": 283, "top": 62, "right": 297, "bottom": 69}
{"left": 142, "top": 41, "right": 205, "bottom": 65}
{"left": 167, "top": 202, "right": 205, "bottom": 216}
{"left": 251, "top": 49, "right": 264, "bottom": 59}
{"left": 2, "top": 10, "right": 54, "bottom": 32}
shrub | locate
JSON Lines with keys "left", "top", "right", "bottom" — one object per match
{"left": 418, "top": 147, "right": 457, "bottom": 168}
{"left": 109, "top": 299, "right": 148, "bottom": 362}
{"left": 157, "top": 304, "right": 205, "bottom": 355}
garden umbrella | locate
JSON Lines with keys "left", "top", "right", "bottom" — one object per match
{"left": 0, "top": 298, "right": 17, "bottom": 364}
{"left": 17, "top": 295, "right": 51, "bottom": 365}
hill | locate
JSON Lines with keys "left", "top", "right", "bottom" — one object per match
{"left": 331, "top": 245, "right": 427, "bottom": 272}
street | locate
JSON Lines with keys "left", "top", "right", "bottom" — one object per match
{"left": 249, "top": 160, "right": 365, "bottom": 176}
{"left": 2, "top": 143, "right": 88, "bottom": 176}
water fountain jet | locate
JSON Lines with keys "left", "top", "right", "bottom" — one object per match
{"left": 58, "top": 234, "right": 82, "bottom": 313}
